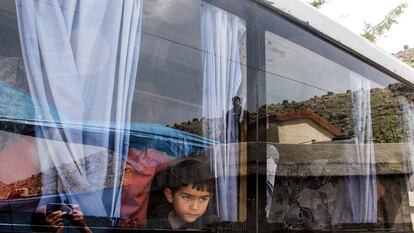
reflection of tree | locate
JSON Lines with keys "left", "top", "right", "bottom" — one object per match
{"left": 173, "top": 118, "right": 203, "bottom": 137}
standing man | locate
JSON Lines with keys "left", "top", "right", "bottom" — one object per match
{"left": 226, "top": 96, "right": 245, "bottom": 143}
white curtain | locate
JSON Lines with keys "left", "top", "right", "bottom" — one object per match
{"left": 201, "top": 2, "right": 246, "bottom": 221}
{"left": 266, "top": 144, "right": 279, "bottom": 218}
{"left": 333, "top": 72, "right": 377, "bottom": 223}
{"left": 15, "top": 0, "right": 143, "bottom": 218}
{"left": 400, "top": 99, "right": 414, "bottom": 190}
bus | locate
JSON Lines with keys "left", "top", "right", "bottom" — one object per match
{"left": 0, "top": 0, "right": 414, "bottom": 232}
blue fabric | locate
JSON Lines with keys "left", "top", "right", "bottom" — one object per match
{"left": 0, "top": 82, "right": 216, "bottom": 157}
{"left": 0, "top": 81, "right": 33, "bottom": 120}
{"left": 0, "top": 81, "right": 59, "bottom": 122}
{"left": 129, "top": 123, "right": 216, "bottom": 157}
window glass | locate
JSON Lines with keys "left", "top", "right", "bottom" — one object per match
{"left": 263, "top": 29, "right": 414, "bottom": 232}
{"left": 0, "top": 0, "right": 249, "bottom": 231}
{"left": 2, "top": 0, "right": 413, "bottom": 231}
{"left": 137, "top": 0, "right": 249, "bottom": 229}
{"left": 1, "top": 0, "right": 144, "bottom": 231}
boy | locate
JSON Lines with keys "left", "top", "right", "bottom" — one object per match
{"left": 147, "top": 158, "right": 215, "bottom": 229}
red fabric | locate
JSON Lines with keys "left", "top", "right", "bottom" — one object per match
{"left": 120, "top": 148, "right": 168, "bottom": 227}
{"left": 0, "top": 136, "right": 40, "bottom": 184}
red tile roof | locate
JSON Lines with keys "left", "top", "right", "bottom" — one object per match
{"left": 269, "top": 109, "right": 342, "bottom": 136}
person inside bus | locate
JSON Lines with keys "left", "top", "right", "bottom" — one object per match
{"left": 39, "top": 147, "right": 169, "bottom": 231}
{"left": 119, "top": 147, "right": 168, "bottom": 228}
{"left": 146, "top": 158, "right": 215, "bottom": 230}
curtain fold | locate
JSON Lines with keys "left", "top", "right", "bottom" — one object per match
{"left": 15, "top": 0, "right": 143, "bottom": 218}
{"left": 200, "top": 2, "right": 246, "bottom": 221}
{"left": 333, "top": 72, "right": 377, "bottom": 224}
{"left": 266, "top": 144, "right": 279, "bottom": 218}
{"left": 400, "top": 99, "right": 414, "bottom": 191}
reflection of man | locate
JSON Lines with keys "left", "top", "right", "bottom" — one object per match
{"left": 226, "top": 96, "right": 246, "bottom": 143}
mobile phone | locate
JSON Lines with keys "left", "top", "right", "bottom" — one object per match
{"left": 46, "top": 203, "right": 73, "bottom": 215}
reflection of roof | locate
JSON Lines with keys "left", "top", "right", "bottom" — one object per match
{"left": 269, "top": 110, "right": 342, "bottom": 137}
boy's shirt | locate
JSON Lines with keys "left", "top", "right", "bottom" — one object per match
{"left": 146, "top": 203, "right": 205, "bottom": 230}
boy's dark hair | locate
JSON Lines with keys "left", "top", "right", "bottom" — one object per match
{"left": 168, "top": 158, "right": 214, "bottom": 195}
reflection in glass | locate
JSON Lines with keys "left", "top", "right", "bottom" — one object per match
{"left": 332, "top": 72, "right": 377, "bottom": 224}
{"left": 402, "top": 100, "right": 414, "bottom": 188}
{"left": 201, "top": 2, "right": 247, "bottom": 222}
{"left": 15, "top": 0, "right": 143, "bottom": 218}
{"left": 266, "top": 144, "right": 279, "bottom": 218}
{"left": 264, "top": 29, "right": 414, "bottom": 231}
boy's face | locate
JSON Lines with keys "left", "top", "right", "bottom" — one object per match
{"left": 164, "top": 184, "right": 211, "bottom": 223}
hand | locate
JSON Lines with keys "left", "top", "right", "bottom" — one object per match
{"left": 45, "top": 210, "right": 64, "bottom": 233}
{"left": 71, "top": 205, "right": 92, "bottom": 233}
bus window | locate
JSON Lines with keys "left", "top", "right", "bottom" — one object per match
{"left": 261, "top": 19, "right": 414, "bottom": 233}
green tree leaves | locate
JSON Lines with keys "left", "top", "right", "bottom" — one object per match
{"left": 361, "top": 3, "right": 408, "bottom": 42}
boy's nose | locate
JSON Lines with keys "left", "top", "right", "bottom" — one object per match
{"left": 189, "top": 201, "right": 199, "bottom": 210}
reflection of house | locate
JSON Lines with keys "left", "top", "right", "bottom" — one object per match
{"left": 267, "top": 110, "right": 341, "bottom": 144}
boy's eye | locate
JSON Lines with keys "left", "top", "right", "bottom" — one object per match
{"left": 182, "top": 195, "right": 191, "bottom": 200}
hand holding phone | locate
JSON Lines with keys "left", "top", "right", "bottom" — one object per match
{"left": 46, "top": 203, "right": 73, "bottom": 216}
